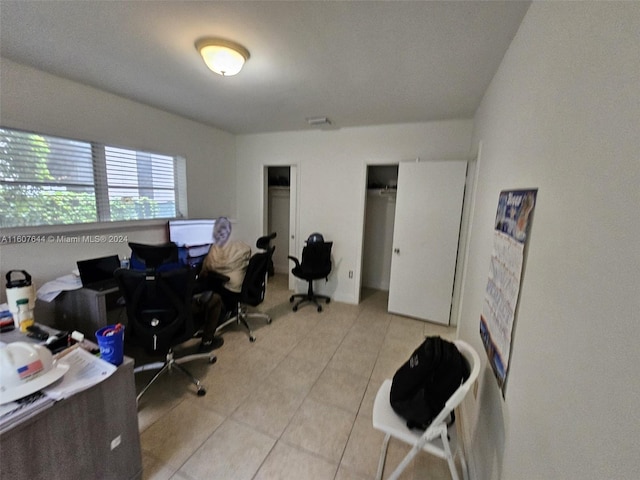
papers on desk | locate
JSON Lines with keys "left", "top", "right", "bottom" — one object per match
{"left": 0, "top": 391, "right": 54, "bottom": 433}
{"left": 36, "top": 274, "right": 82, "bottom": 302}
{"left": 0, "top": 345, "right": 116, "bottom": 432}
{"left": 43, "top": 346, "right": 116, "bottom": 400}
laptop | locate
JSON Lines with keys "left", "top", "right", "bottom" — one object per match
{"left": 77, "top": 255, "right": 121, "bottom": 291}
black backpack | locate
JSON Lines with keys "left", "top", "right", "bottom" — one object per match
{"left": 390, "top": 336, "right": 470, "bottom": 430}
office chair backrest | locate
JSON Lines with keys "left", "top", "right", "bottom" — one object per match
{"left": 301, "top": 241, "right": 333, "bottom": 277}
{"left": 129, "top": 241, "right": 180, "bottom": 272}
{"left": 240, "top": 245, "right": 276, "bottom": 306}
{"left": 115, "top": 266, "right": 197, "bottom": 354}
{"left": 256, "top": 232, "right": 277, "bottom": 251}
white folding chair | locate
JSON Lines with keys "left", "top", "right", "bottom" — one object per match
{"left": 372, "top": 340, "right": 481, "bottom": 480}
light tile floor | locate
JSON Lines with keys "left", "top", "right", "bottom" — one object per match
{"left": 135, "top": 274, "right": 458, "bottom": 480}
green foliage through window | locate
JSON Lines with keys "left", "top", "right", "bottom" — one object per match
{"left": 0, "top": 127, "right": 180, "bottom": 228}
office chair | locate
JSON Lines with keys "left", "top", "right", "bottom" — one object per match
{"left": 115, "top": 242, "right": 216, "bottom": 403}
{"left": 372, "top": 340, "right": 481, "bottom": 480}
{"left": 215, "top": 232, "right": 277, "bottom": 342}
{"left": 128, "top": 241, "right": 181, "bottom": 272}
{"left": 288, "top": 238, "right": 333, "bottom": 312}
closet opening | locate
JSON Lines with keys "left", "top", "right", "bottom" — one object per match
{"left": 266, "top": 166, "right": 291, "bottom": 276}
{"left": 361, "top": 164, "right": 398, "bottom": 298}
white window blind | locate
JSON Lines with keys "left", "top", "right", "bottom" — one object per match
{"left": 0, "top": 127, "right": 184, "bottom": 228}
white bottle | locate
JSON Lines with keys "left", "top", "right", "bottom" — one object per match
{"left": 16, "top": 299, "right": 34, "bottom": 333}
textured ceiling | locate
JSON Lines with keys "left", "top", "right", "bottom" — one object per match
{"left": 0, "top": 1, "right": 530, "bottom": 134}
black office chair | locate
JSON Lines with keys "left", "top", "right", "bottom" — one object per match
{"left": 215, "top": 232, "right": 277, "bottom": 342}
{"left": 115, "top": 242, "right": 215, "bottom": 403}
{"left": 128, "top": 241, "right": 181, "bottom": 272}
{"left": 288, "top": 236, "right": 333, "bottom": 312}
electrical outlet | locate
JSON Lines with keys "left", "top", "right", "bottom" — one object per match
{"left": 348, "top": 270, "right": 353, "bottom": 279}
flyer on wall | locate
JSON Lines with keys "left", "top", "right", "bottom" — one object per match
{"left": 480, "top": 188, "right": 537, "bottom": 396}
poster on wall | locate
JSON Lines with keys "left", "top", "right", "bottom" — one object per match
{"left": 480, "top": 189, "right": 537, "bottom": 396}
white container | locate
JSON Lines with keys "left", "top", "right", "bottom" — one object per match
{"left": 16, "top": 299, "right": 34, "bottom": 332}
{"left": 5, "top": 270, "right": 36, "bottom": 316}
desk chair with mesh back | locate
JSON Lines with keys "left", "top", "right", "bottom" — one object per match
{"left": 288, "top": 234, "right": 333, "bottom": 312}
{"left": 115, "top": 242, "right": 215, "bottom": 403}
{"left": 215, "top": 233, "right": 276, "bottom": 342}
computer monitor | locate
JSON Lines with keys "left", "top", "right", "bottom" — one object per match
{"left": 168, "top": 219, "right": 215, "bottom": 247}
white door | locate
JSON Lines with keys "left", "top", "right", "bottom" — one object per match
{"left": 388, "top": 160, "right": 467, "bottom": 324}
{"left": 288, "top": 166, "right": 298, "bottom": 290}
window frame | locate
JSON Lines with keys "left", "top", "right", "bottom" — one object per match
{"left": 0, "top": 126, "right": 187, "bottom": 241}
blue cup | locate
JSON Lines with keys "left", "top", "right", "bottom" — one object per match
{"left": 95, "top": 324, "right": 125, "bottom": 366}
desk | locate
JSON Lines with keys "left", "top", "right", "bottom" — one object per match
{"left": 55, "top": 286, "right": 125, "bottom": 341}
{"left": 0, "top": 331, "right": 142, "bottom": 480}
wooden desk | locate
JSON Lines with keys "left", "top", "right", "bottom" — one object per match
{"left": 0, "top": 351, "right": 142, "bottom": 480}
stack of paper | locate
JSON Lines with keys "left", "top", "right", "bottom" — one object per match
{"left": 0, "top": 391, "right": 54, "bottom": 433}
{"left": 0, "top": 347, "right": 117, "bottom": 432}
{"left": 44, "top": 347, "right": 117, "bottom": 400}
{"left": 36, "top": 274, "right": 82, "bottom": 302}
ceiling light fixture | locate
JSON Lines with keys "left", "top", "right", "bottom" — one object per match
{"left": 196, "top": 37, "right": 250, "bottom": 76}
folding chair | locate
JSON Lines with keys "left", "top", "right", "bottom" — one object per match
{"left": 372, "top": 340, "right": 481, "bottom": 480}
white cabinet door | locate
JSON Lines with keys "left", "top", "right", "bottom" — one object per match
{"left": 388, "top": 160, "right": 467, "bottom": 324}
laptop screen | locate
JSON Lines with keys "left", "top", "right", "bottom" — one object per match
{"left": 77, "top": 255, "right": 121, "bottom": 289}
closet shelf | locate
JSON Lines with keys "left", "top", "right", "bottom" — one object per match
{"left": 368, "top": 187, "right": 397, "bottom": 198}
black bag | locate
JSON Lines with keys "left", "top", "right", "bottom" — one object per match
{"left": 390, "top": 336, "right": 469, "bottom": 430}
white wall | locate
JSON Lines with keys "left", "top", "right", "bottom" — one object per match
{"left": 0, "top": 59, "right": 236, "bottom": 320}
{"left": 458, "top": 3, "right": 640, "bottom": 479}
{"left": 235, "top": 120, "right": 473, "bottom": 304}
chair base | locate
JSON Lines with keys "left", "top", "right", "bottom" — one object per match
{"left": 373, "top": 379, "right": 468, "bottom": 480}
{"left": 289, "top": 279, "right": 330, "bottom": 312}
{"left": 290, "top": 293, "right": 331, "bottom": 312}
{"left": 376, "top": 428, "right": 466, "bottom": 480}
{"left": 134, "top": 348, "right": 216, "bottom": 403}
{"left": 216, "top": 302, "right": 272, "bottom": 342}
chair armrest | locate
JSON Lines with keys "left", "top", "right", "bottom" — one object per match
{"left": 287, "top": 256, "right": 301, "bottom": 269}
{"left": 197, "top": 270, "right": 230, "bottom": 292}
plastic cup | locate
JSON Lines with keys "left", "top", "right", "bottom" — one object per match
{"left": 95, "top": 325, "right": 125, "bottom": 366}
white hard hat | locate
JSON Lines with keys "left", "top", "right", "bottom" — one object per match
{"left": 0, "top": 342, "right": 69, "bottom": 404}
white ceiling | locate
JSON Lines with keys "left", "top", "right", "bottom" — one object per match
{"left": 0, "top": 1, "right": 530, "bottom": 135}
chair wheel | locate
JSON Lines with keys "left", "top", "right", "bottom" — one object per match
{"left": 326, "top": 298, "right": 330, "bottom": 304}
{"left": 267, "top": 317, "right": 272, "bottom": 324}
{"left": 293, "top": 305, "right": 298, "bottom": 312}
{"left": 249, "top": 336, "right": 256, "bottom": 342}
{"left": 289, "top": 296, "right": 294, "bottom": 303}
{"left": 197, "top": 387, "right": 206, "bottom": 396}
{"left": 209, "top": 356, "right": 217, "bottom": 364}
{"left": 317, "top": 306, "right": 322, "bottom": 312}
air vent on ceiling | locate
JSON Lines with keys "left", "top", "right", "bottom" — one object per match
{"left": 306, "top": 116, "right": 332, "bottom": 126}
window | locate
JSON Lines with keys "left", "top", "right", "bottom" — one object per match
{"left": 0, "top": 127, "right": 185, "bottom": 228}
